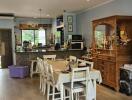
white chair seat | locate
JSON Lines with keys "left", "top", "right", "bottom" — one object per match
{"left": 43, "top": 55, "right": 56, "bottom": 61}
{"left": 64, "top": 82, "right": 85, "bottom": 89}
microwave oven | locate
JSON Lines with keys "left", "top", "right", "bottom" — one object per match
{"left": 70, "top": 42, "right": 83, "bottom": 50}
{"left": 68, "top": 35, "right": 82, "bottom": 41}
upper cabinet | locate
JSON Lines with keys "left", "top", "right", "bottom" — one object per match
{"left": 93, "top": 16, "right": 116, "bottom": 51}
{"left": 92, "top": 16, "right": 132, "bottom": 54}
{"left": 56, "top": 15, "right": 64, "bottom": 29}
{"left": 94, "top": 24, "right": 115, "bottom": 50}
{"left": 55, "top": 13, "right": 77, "bottom": 45}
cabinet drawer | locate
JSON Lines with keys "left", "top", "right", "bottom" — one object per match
{"left": 103, "top": 56, "right": 116, "bottom": 62}
{"left": 97, "top": 56, "right": 103, "bottom": 59}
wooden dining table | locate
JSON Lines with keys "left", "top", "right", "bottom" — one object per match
{"left": 48, "top": 59, "right": 102, "bottom": 100}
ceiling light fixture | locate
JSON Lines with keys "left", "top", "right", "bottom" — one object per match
{"left": 86, "top": 0, "right": 90, "bottom": 2}
{"left": 46, "top": 14, "right": 50, "bottom": 17}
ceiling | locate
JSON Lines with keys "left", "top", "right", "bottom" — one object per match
{"left": 0, "top": 0, "right": 114, "bottom": 18}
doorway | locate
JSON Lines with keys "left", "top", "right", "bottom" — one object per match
{"left": 0, "top": 29, "right": 13, "bottom": 68}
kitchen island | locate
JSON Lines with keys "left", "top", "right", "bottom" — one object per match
{"left": 16, "top": 49, "right": 85, "bottom": 66}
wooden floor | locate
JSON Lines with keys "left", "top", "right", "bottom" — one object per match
{"left": 0, "top": 69, "right": 131, "bottom": 100}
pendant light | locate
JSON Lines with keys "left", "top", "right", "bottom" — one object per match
{"left": 38, "top": 8, "right": 46, "bottom": 45}
{"left": 39, "top": 8, "right": 44, "bottom": 31}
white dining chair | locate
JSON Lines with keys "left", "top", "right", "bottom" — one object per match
{"left": 38, "top": 58, "right": 46, "bottom": 92}
{"left": 46, "top": 64, "right": 62, "bottom": 100}
{"left": 69, "top": 55, "right": 77, "bottom": 62}
{"left": 77, "top": 59, "right": 96, "bottom": 100}
{"left": 30, "top": 57, "right": 41, "bottom": 78}
{"left": 77, "top": 59, "right": 94, "bottom": 69}
{"left": 43, "top": 55, "right": 56, "bottom": 61}
{"left": 63, "top": 67, "right": 90, "bottom": 100}
{"left": 41, "top": 60, "right": 49, "bottom": 95}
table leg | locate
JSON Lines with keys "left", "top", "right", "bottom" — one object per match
{"left": 93, "top": 79, "right": 96, "bottom": 100}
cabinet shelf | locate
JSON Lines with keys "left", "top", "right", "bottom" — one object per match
{"left": 96, "top": 48, "right": 116, "bottom": 51}
{"left": 56, "top": 23, "right": 64, "bottom": 29}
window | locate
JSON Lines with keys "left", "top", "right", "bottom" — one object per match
{"left": 22, "top": 29, "right": 46, "bottom": 46}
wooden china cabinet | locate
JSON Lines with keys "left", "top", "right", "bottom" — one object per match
{"left": 92, "top": 15, "right": 132, "bottom": 91}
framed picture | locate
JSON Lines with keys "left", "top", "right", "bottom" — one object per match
{"left": 67, "top": 16, "right": 73, "bottom": 23}
{"left": 68, "top": 24, "right": 73, "bottom": 32}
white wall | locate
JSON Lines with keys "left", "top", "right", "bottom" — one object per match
{"left": 76, "top": 0, "right": 132, "bottom": 47}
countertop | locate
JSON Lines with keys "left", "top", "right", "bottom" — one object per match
{"left": 16, "top": 49, "right": 84, "bottom": 53}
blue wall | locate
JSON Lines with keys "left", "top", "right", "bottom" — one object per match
{"left": 76, "top": 0, "right": 132, "bottom": 47}
{"left": 63, "top": 12, "right": 77, "bottom": 41}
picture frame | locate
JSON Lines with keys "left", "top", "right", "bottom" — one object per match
{"left": 67, "top": 16, "right": 73, "bottom": 23}
{"left": 68, "top": 24, "right": 73, "bottom": 32}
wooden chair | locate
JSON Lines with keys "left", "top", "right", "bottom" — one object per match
{"left": 63, "top": 67, "right": 90, "bottom": 100}
{"left": 43, "top": 55, "right": 56, "bottom": 61}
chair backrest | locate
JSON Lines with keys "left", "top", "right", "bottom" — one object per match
{"left": 43, "top": 55, "right": 56, "bottom": 61}
{"left": 47, "top": 64, "right": 55, "bottom": 84}
{"left": 36, "top": 57, "right": 43, "bottom": 73}
{"left": 43, "top": 60, "right": 49, "bottom": 78}
{"left": 77, "top": 59, "right": 94, "bottom": 69}
{"left": 71, "top": 67, "right": 90, "bottom": 89}
{"left": 69, "top": 56, "right": 77, "bottom": 62}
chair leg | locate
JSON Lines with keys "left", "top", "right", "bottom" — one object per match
{"left": 71, "top": 91, "right": 74, "bottom": 100}
{"left": 40, "top": 75, "right": 42, "bottom": 90}
{"left": 31, "top": 73, "right": 33, "bottom": 78}
{"left": 66, "top": 89, "right": 71, "bottom": 100}
{"left": 75, "top": 93, "right": 77, "bottom": 100}
{"left": 30, "top": 71, "right": 32, "bottom": 78}
{"left": 52, "top": 86, "right": 55, "bottom": 100}
{"left": 94, "top": 80, "right": 96, "bottom": 100}
{"left": 63, "top": 88, "right": 66, "bottom": 100}
{"left": 77, "top": 93, "right": 79, "bottom": 100}
{"left": 30, "top": 61, "right": 34, "bottom": 78}
{"left": 42, "top": 78, "right": 44, "bottom": 92}
{"left": 47, "top": 84, "right": 50, "bottom": 100}
{"left": 43, "top": 79, "right": 47, "bottom": 95}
